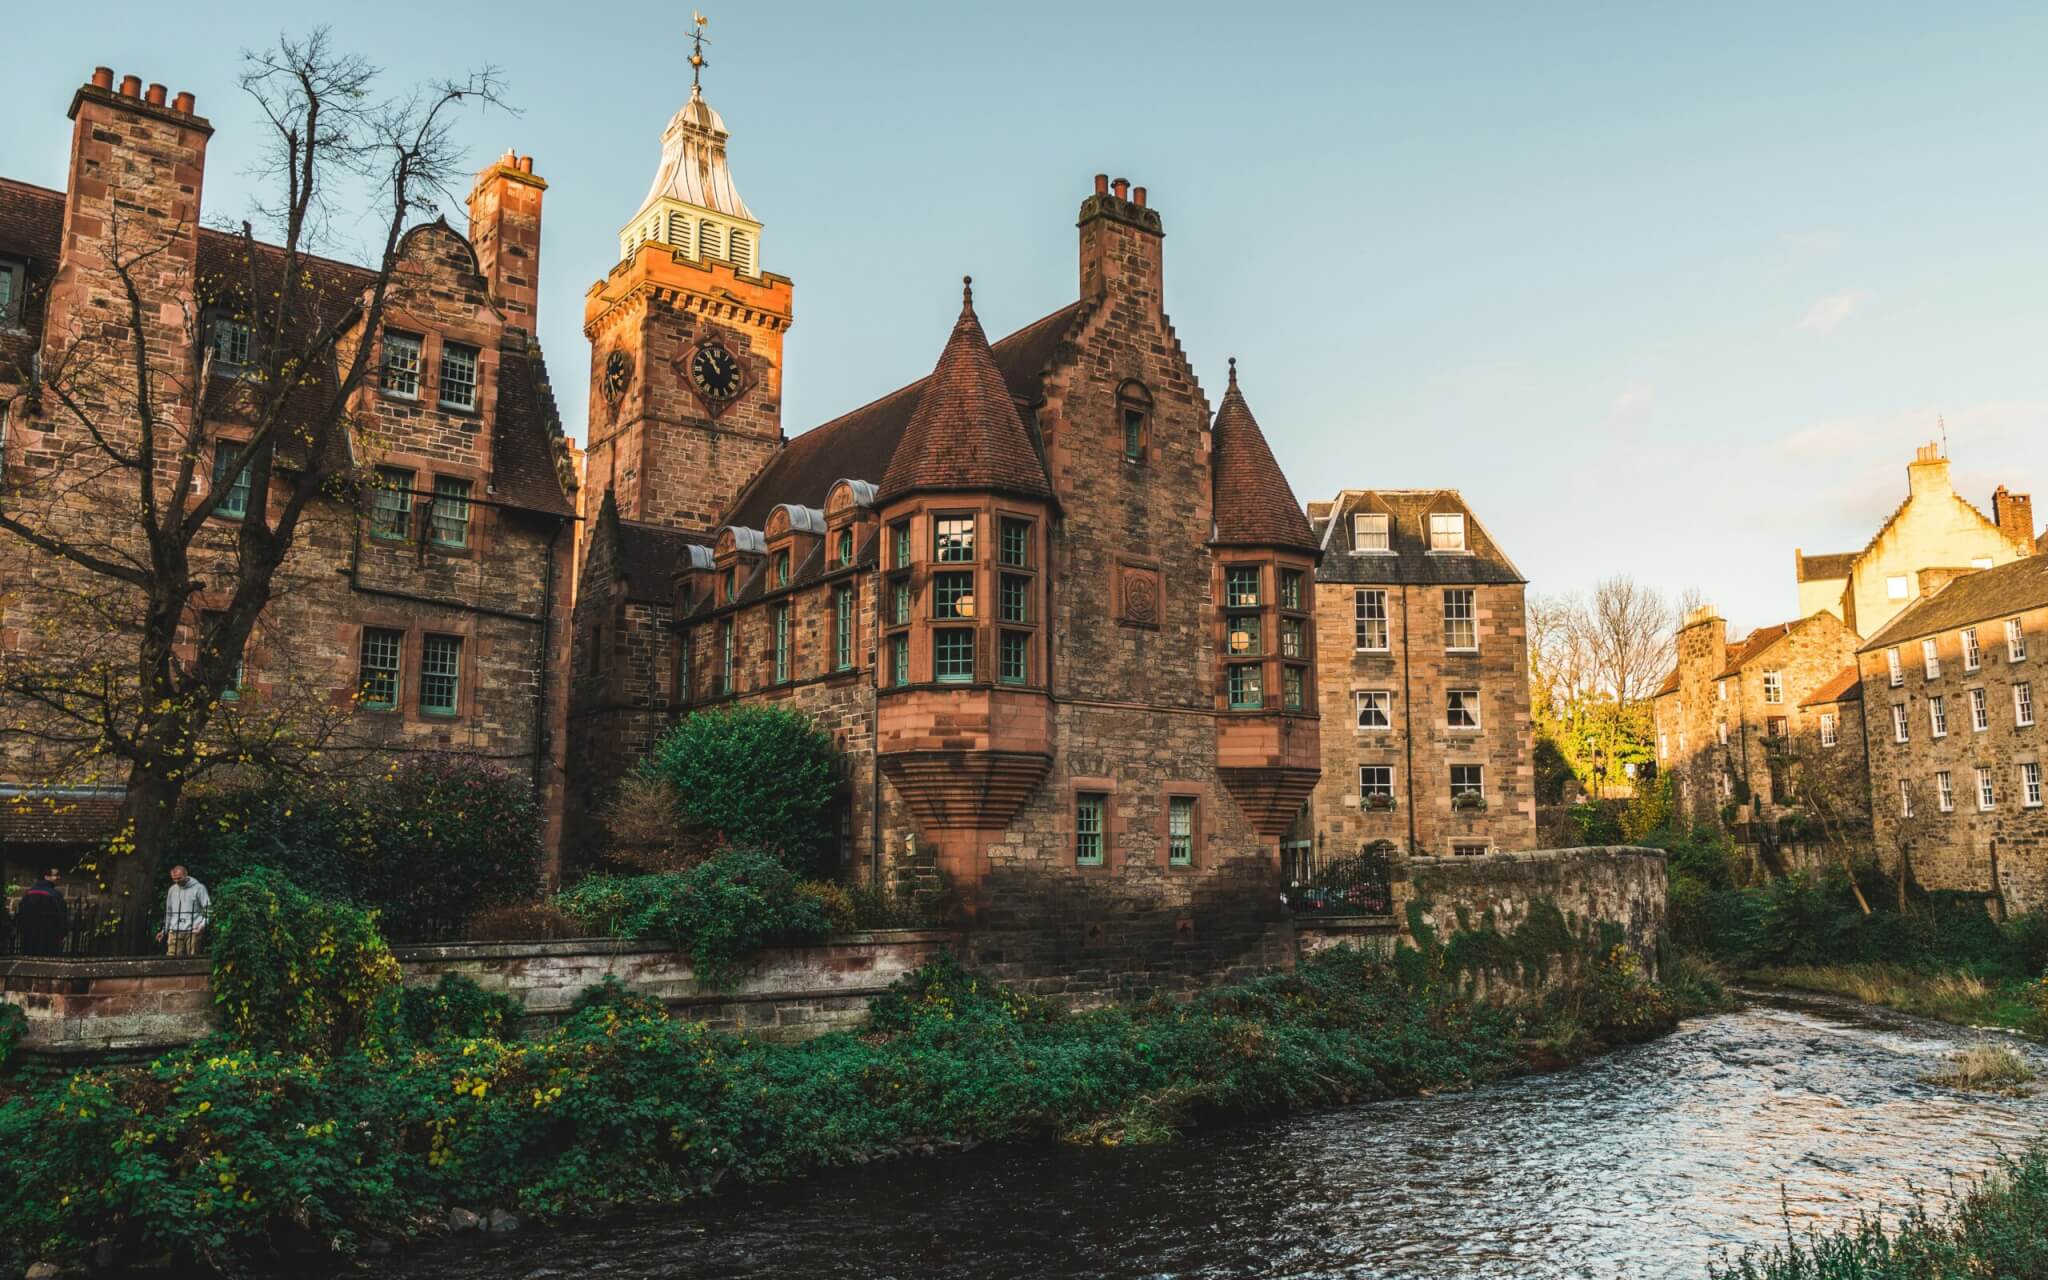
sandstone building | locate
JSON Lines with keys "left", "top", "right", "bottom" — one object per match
{"left": 0, "top": 69, "right": 578, "bottom": 883}
{"left": 1299, "top": 490, "right": 1536, "bottom": 872}
{"left": 564, "top": 76, "right": 1322, "bottom": 990}
{"left": 1857, "top": 555, "right": 2047, "bottom": 915}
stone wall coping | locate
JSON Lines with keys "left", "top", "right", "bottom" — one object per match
{"left": 1292, "top": 915, "right": 1399, "bottom": 933}
{"left": 1409, "top": 844, "right": 1667, "bottom": 873}
{"left": 0, "top": 956, "right": 212, "bottom": 980}
{"left": 391, "top": 928, "right": 961, "bottom": 964}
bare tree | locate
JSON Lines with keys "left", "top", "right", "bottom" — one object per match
{"left": 1768, "top": 733, "right": 1874, "bottom": 913}
{"left": 0, "top": 32, "right": 506, "bottom": 904}
{"left": 1587, "top": 575, "right": 1675, "bottom": 708}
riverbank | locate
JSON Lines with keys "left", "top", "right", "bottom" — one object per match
{"left": 1748, "top": 962, "right": 2047, "bottom": 1039}
{"left": 0, "top": 945, "right": 1679, "bottom": 1275}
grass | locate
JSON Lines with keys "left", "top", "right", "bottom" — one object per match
{"left": 1921, "top": 1044, "right": 2039, "bottom": 1095}
{"left": 1709, "top": 1140, "right": 2048, "bottom": 1279}
{"left": 1749, "top": 963, "right": 2046, "bottom": 1037}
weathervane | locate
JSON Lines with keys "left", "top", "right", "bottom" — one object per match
{"left": 689, "top": 11, "right": 711, "bottom": 89}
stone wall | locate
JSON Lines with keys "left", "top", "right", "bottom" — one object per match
{"left": 1404, "top": 845, "right": 1668, "bottom": 987}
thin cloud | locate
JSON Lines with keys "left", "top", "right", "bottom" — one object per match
{"left": 1793, "top": 290, "right": 1870, "bottom": 337}
{"left": 1606, "top": 381, "right": 1655, "bottom": 428}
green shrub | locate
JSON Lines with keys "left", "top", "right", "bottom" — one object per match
{"left": 641, "top": 706, "right": 842, "bottom": 873}
{"left": 1568, "top": 801, "right": 1625, "bottom": 845}
{"left": 554, "top": 849, "right": 832, "bottom": 986}
{"left": 208, "top": 868, "right": 402, "bottom": 1057}
{"left": 390, "top": 973, "right": 526, "bottom": 1046}
{"left": 795, "top": 880, "right": 856, "bottom": 931}
{"left": 0, "top": 1003, "right": 23, "bottom": 1072}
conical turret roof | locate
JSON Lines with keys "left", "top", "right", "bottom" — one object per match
{"left": 638, "top": 85, "right": 753, "bottom": 221}
{"left": 1211, "top": 360, "right": 1315, "bottom": 551}
{"left": 877, "top": 279, "right": 1053, "bottom": 503}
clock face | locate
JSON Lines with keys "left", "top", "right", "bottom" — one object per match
{"left": 690, "top": 343, "right": 743, "bottom": 403}
{"left": 603, "top": 349, "right": 633, "bottom": 402}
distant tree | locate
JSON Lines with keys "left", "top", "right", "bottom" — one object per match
{"left": 1769, "top": 734, "right": 1874, "bottom": 914}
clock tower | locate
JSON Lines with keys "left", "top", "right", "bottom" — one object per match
{"left": 584, "top": 22, "right": 791, "bottom": 533}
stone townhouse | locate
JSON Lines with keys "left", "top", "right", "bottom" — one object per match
{"left": 0, "top": 68, "right": 578, "bottom": 885}
{"left": 565, "top": 71, "right": 1321, "bottom": 992}
{"left": 1299, "top": 490, "right": 1536, "bottom": 874}
{"left": 1795, "top": 444, "right": 2034, "bottom": 639}
{"left": 1858, "top": 555, "right": 2048, "bottom": 915}
{"left": 1653, "top": 607, "right": 1859, "bottom": 827}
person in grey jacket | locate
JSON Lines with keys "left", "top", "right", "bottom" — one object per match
{"left": 156, "top": 865, "right": 211, "bottom": 956}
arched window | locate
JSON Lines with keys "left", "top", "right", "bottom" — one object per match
{"left": 1116, "top": 380, "right": 1153, "bottom": 464}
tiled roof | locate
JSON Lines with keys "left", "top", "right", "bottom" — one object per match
{"left": 1715, "top": 622, "right": 1793, "bottom": 678}
{"left": 1801, "top": 665, "right": 1862, "bottom": 708}
{"left": 492, "top": 342, "right": 576, "bottom": 517}
{"left": 0, "top": 179, "right": 64, "bottom": 374}
{"left": 1210, "top": 363, "right": 1315, "bottom": 551}
{"left": 616, "top": 517, "right": 712, "bottom": 604}
{"left": 1309, "top": 490, "right": 1525, "bottom": 586}
{"left": 876, "top": 280, "right": 1054, "bottom": 505}
{"left": 0, "top": 790, "right": 125, "bottom": 844}
{"left": 1796, "top": 551, "right": 1855, "bottom": 582}
{"left": 1655, "top": 668, "right": 1680, "bottom": 698}
{"left": 725, "top": 300, "right": 1086, "bottom": 530}
{"left": 1859, "top": 553, "right": 2048, "bottom": 652}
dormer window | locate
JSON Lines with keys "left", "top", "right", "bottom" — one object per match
{"left": 723, "top": 568, "right": 736, "bottom": 603}
{"left": 774, "top": 550, "right": 790, "bottom": 587}
{"left": 837, "top": 529, "right": 854, "bottom": 566}
{"left": 1117, "top": 381, "right": 1152, "bottom": 463}
{"left": 0, "top": 256, "right": 23, "bottom": 327}
{"left": 1428, "top": 512, "right": 1466, "bottom": 552}
{"left": 204, "top": 311, "right": 252, "bottom": 370}
{"left": 1353, "top": 513, "right": 1389, "bottom": 552}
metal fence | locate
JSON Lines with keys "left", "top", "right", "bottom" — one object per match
{"left": 1, "top": 897, "right": 165, "bottom": 958}
{"left": 1283, "top": 842, "right": 1395, "bottom": 917}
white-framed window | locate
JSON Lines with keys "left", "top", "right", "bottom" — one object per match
{"left": 1763, "top": 671, "right": 1784, "bottom": 704}
{"left": 1359, "top": 765, "right": 1394, "bottom": 801}
{"left": 1428, "top": 512, "right": 1466, "bottom": 552}
{"left": 2017, "top": 681, "right": 2035, "bottom": 728}
{"left": 1658, "top": 732, "right": 1669, "bottom": 758}
{"left": 1447, "top": 689, "right": 1480, "bottom": 730}
{"left": 1717, "top": 721, "right": 1729, "bottom": 747}
{"left": 430, "top": 476, "right": 472, "bottom": 548}
{"left": 1450, "top": 763, "right": 1484, "bottom": 802}
{"left": 1971, "top": 687, "right": 1990, "bottom": 732}
{"left": 1899, "top": 778, "right": 1913, "bottom": 818}
{"left": 2023, "top": 761, "right": 2043, "bottom": 809}
{"left": 1354, "top": 588, "right": 1389, "bottom": 651}
{"left": 1886, "top": 648, "right": 1903, "bottom": 686}
{"left": 1977, "top": 767, "right": 1996, "bottom": 811}
{"left": 1820, "top": 712, "right": 1838, "bottom": 747}
{"left": 1937, "top": 771, "right": 1955, "bottom": 812}
{"left": 1963, "top": 627, "right": 1981, "bottom": 671}
{"left": 1922, "top": 639, "right": 1941, "bottom": 679}
{"left": 1929, "top": 695, "right": 1947, "bottom": 738}
{"left": 1892, "top": 703, "right": 1909, "bottom": 743}
{"left": 1679, "top": 729, "right": 1688, "bottom": 753}
{"left": 382, "top": 330, "right": 422, "bottom": 398}
{"left": 420, "top": 634, "right": 462, "bottom": 716}
{"left": 1887, "top": 575, "right": 1910, "bottom": 601}
{"left": 2009, "top": 619, "right": 2028, "bottom": 662}
{"left": 207, "top": 314, "right": 252, "bottom": 369}
{"left": 1443, "top": 589, "right": 1476, "bottom": 651}
{"left": 1168, "top": 796, "right": 1195, "bottom": 865}
{"left": 1451, "top": 842, "right": 1491, "bottom": 857}
{"left": 1352, "top": 512, "right": 1390, "bottom": 552}
{"left": 439, "top": 342, "right": 479, "bottom": 410}
{"left": 1355, "top": 690, "right": 1392, "bottom": 731}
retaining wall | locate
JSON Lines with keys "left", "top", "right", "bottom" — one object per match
{"left": 1405, "top": 844, "right": 1669, "bottom": 989}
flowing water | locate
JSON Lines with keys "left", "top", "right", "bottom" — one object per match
{"left": 349, "top": 991, "right": 2046, "bottom": 1280}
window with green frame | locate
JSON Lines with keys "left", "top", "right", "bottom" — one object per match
{"left": 890, "top": 575, "right": 911, "bottom": 626}
{"left": 934, "top": 628, "right": 974, "bottom": 682}
{"left": 1000, "top": 518, "right": 1031, "bottom": 567}
{"left": 999, "top": 574, "right": 1029, "bottom": 623}
{"left": 892, "top": 521, "right": 911, "bottom": 569}
{"left": 1075, "top": 793, "right": 1106, "bottom": 866}
{"left": 933, "top": 571, "right": 974, "bottom": 619}
{"left": 833, "top": 584, "right": 855, "bottom": 671}
{"left": 1227, "top": 613, "right": 1261, "bottom": 656}
{"left": 723, "top": 568, "right": 736, "bottom": 602}
{"left": 720, "top": 620, "right": 734, "bottom": 694}
{"left": 1168, "top": 796, "right": 1194, "bottom": 865}
{"left": 773, "top": 606, "right": 791, "bottom": 682}
{"left": 774, "top": 550, "right": 790, "bottom": 587}
{"left": 358, "top": 627, "right": 402, "bottom": 710}
{"left": 1282, "top": 665, "right": 1305, "bottom": 711}
{"left": 1280, "top": 616, "right": 1305, "bottom": 658}
{"left": 421, "top": 634, "right": 462, "bottom": 715}
{"left": 1227, "top": 663, "right": 1263, "bottom": 709}
{"left": 890, "top": 634, "right": 909, "bottom": 686}
{"left": 370, "top": 466, "right": 414, "bottom": 539}
{"left": 999, "top": 630, "right": 1028, "bottom": 685}
{"left": 1225, "top": 565, "right": 1261, "bottom": 608}
{"left": 837, "top": 528, "right": 854, "bottom": 566}
{"left": 212, "top": 444, "right": 251, "bottom": 519}
{"left": 1280, "top": 569, "right": 1304, "bottom": 612}
{"left": 934, "top": 515, "right": 974, "bottom": 563}
{"left": 430, "top": 476, "right": 471, "bottom": 547}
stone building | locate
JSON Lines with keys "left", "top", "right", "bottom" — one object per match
{"left": 1299, "top": 490, "right": 1536, "bottom": 873}
{"left": 1857, "top": 555, "right": 2048, "bottom": 915}
{"left": 564, "top": 74, "right": 1321, "bottom": 991}
{"left": 1794, "top": 444, "right": 2035, "bottom": 639}
{"left": 0, "top": 68, "right": 578, "bottom": 884}
{"left": 1652, "top": 607, "right": 1859, "bottom": 827}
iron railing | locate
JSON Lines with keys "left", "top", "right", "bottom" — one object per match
{"left": 1283, "top": 843, "right": 1395, "bottom": 916}
{"left": 2, "top": 897, "right": 167, "bottom": 958}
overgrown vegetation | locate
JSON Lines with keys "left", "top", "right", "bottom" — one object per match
{"left": 637, "top": 705, "right": 844, "bottom": 874}
{"left": 1708, "top": 1141, "right": 2048, "bottom": 1279}
{"left": 553, "top": 849, "right": 832, "bottom": 986}
{"left": 1920, "top": 1044, "right": 2038, "bottom": 1094}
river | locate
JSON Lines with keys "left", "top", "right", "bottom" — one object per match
{"left": 346, "top": 990, "right": 2046, "bottom": 1280}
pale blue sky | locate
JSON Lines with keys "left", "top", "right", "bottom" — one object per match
{"left": 11, "top": 2, "right": 2047, "bottom": 633}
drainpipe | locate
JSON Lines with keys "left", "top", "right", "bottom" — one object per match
{"left": 1401, "top": 583, "right": 1417, "bottom": 855}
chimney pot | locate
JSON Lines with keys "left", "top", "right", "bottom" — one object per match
{"left": 518, "top": 155, "right": 534, "bottom": 174}
{"left": 119, "top": 75, "right": 141, "bottom": 98}
{"left": 172, "top": 91, "right": 194, "bottom": 114}
{"left": 1094, "top": 173, "right": 1109, "bottom": 195}
{"left": 145, "top": 83, "right": 167, "bottom": 106}
{"left": 1112, "top": 178, "right": 1129, "bottom": 200}
{"left": 1133, "top": 186, "right": 1147, "bottom": 207}
{"left": 91, "top": 67, "right": 114, "bottom": 90}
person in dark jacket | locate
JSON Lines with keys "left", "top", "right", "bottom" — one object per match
{"left": 15, "top": 868, "right": 67, "bottom": 956}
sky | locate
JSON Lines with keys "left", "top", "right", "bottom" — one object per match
{"left": 9, "top": 2, "right": 2048, "bottom": 635}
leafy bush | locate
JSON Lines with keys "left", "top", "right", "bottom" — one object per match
{"left": 1568, "top": 801, "right": 1625, "bottom": 845}
{"left": 391, "top": 973, "right": 525, "bottom": 1046}
{"left": 0, "top": 1003, "right": 23, "bottom": 1072}
{"left": 554, "top": 849, "right": 831, "bottom": 986}
{"left": 844, "top": 876, "right": 944, "bottom": 930}
{"left": 208, "top": 868, "right": 402, "bottom": 1057}
{"left": 794, "top": 880, "right": 856, "bottom": 931}
{"left": 641, "top": 706, "right": 842, "bottom": 873}
{"left": 172, "top": 755, "right": 544, "bottom": 942}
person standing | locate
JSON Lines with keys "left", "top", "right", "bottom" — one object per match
{"left": 15, "top": 868, "right": 67, "bottom": 956}
{"left": 156, "top": 865, "right": 211, "bottom": 957}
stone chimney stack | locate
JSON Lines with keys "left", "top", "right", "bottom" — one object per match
{"left": 1992, "top": 485, "right": 2035, "bottom": 557}
{"left": 1078, "top": 173, "right": 1164, "bottom": 312}
{"left": 467, "top": 151, "right": 547, "bottom": 340}
{"left": 1906, "top": 442, "right": 1953, "bottom": 498}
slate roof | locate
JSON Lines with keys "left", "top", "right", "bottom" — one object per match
{"left": 1715, "top": 622, "right": 1793, "bottom": 678}
{"left": 724, "top": 299, "right": 1087, "bottom": 530}
{"left": 0, "top": 789, "right": 126, "bottom": 844}
{"left": 1859, "top": 554, "right": 2048, "bottom": 652}
{"left": 1210, "top": 363, "right": 1315, "bottom": 551}
{"left": 1655, "top": 668, "right": 1681, "bottom": 698}
{"left": 1801, "top": 665, "right": 1863, "bottom": 708}
{"left": 876, "top": 280, "right": 1054, "bottom": 505}
{"left": 1796, "top": 551, "right": 1856, "bottom": 582}
{"left": 1308, "top": 490, "right": 1525, "bottom": 585}
{"left": 0, "top": 179, "right": 66, "bottom": 377}
{"left": 616, "top": 519, "right": 712, "bottom": 604}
